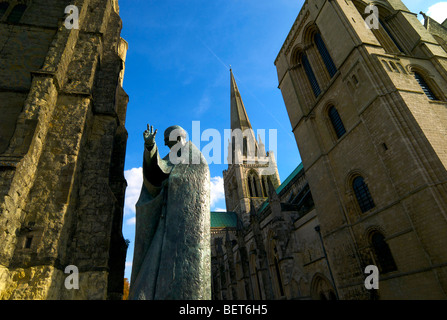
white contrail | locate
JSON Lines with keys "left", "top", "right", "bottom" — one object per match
{"left": 195, "top": 36, "right": 294, "bottom": 139}
{"left": 195, "top": 35, "right": 230, "bottom": 70}
{"left": 232, "top": 72, "right": 295, "bottom": 139}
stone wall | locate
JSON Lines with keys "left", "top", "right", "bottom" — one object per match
{"left": 0, "top": 0, "right": 128, "bottom": 300}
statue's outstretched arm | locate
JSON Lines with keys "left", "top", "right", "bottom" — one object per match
{"left": 142, "top": 124, "right": 170, "bottom": 190}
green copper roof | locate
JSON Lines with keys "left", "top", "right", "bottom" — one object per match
{"left": 211, "top": 211, "right": 238, "bottom": 228}
{"left": 258, "top": 162, "right": 304, "bottom": 213}
{"left": 276, "top": 162, "right": 303, "bottom": 195}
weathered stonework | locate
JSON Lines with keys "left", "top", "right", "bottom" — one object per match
{"left": 0, "top": 0, "right": 128, "bottom": 299}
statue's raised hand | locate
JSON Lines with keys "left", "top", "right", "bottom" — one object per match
{"left": 144, "top": 124, "right": 157, "bottom": 146}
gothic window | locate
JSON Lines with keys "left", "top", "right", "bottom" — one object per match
{"left": 314, "top": 33, "right": 337, "bottom": 78}
{"left": 247, "top": 177, "right": 253, "bottom": 197}
{"left": 370, "top": 231, "right": 397, "bottom": 274}
{"left": 302, "top": 53, "right": 321, "bottom": 97}
{"left": 247, "top": 172, "right": 261, "bottom": 197}
{"left": 261, "top": 176, "right": 268, "bottom": 197}
{"left": 311, "top": 274, "right": 337, "bottom": 300}
{"left": 273, "top": 255, "right": 284, "bottom": 296}
{"left": 253, "top": 176, "right": 259, "bottom": 197}
{"left": 328, "top": 106, "right": 346, "bottom": 139}
{"left": 413, "top": 72, "right": 438, "bottom": 101}
{"left": 249, "top": 252, "right": 263, "bottom": 300}
{"left": 0, "top": 2, "right": 9, "bottom": 19}
{"left": 378, "top": 18, "right": 404, "bottom": 53}
{"left": 352, "top": 176, "right": 375, "bottom": 213}
{"left": 353, "top": 1, "right": 405, "bottom": 54}
{"left": 6, "top": 4, "right": 27, "bottom": 23}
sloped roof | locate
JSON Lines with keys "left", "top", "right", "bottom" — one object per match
{"left": 210, "top": 211, "right": 238, "bottom": 228}
{"left": 275, "top": 162, "right": 303, "bottom": 195}
{"left": 258, "top": 162, "right": 304, "bottom": 213}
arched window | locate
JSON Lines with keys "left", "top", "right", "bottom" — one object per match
{"left": 274, "top": 257, "right": 284, "bottom": 297}
{"left": 247, "top": 177, "right": 254, "bottom": 197}
{"left": 314, "top": 33, "right": 337, "bottom": 78}
{"left": 353, "top": 1, "right": 405, "bottom": 54}
{"left": 271, "top": 245, "right": 284, "bottom": 297}
{"left": 328, "top": 106, "right": 346, "bottom": 139}
{"left": 6, "top": 4, "right": 27, "bottom": 23}
{"left": 253, "top": 176, "right": 259, "bottom": 197}
{"left": 247, "top": 173, "right": 260, "bottom": 197}
{"left": 378, "top": 18, "right": 404, "bottom": 53}
{"left": 353, "top": 176, "right": 375, "bottom": 213}
{"left": 261, "top": 176, "right": 268, "bottom": 197}
{"left": 370, "top": 231, "right": 397, "bottom": 274}
{"left": 301, "top": 53, "right": 321, "bottom": 98}
{"left": 311, "top": 274, "right": 337, "bottom": 300}
{"left": 0, "top": 2, "right": 9, "bottom": 19}
{"left": 413, "top": 72, "right": 438, "bottom": 101}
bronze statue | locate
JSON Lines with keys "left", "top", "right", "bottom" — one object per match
{"left": 129, "top": 124, "right": 211, "bottom": 300}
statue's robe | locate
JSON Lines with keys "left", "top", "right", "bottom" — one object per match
{"left": 129, "top": 141, "right": 211, "bottom": 300}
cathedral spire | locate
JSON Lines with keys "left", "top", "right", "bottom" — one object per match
{"left": 230, "top": 69, "right": 253, "bottom": 132}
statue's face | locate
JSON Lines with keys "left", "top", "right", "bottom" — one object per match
{"left": 164, "top": 126, "right": 186, "bottom": 149}
{"left": 164, "top": 134, "right": 178, "bottom": 149}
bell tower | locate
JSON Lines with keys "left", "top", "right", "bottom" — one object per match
{"left": 223, "top": 69, "right": 280, "bottom": 226}
{"left": 275, "top": 0, "right": 447, "bottom": 299}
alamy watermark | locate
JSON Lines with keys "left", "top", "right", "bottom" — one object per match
{"left": 64, "top": 265, "right": 79, "bottom": 290}
{"left": 364, "top": 5, "right": 379, "bottom": 30}
{"left": 163, "top": 121, "right": 278, "bottom": 175}
{"left": 64, "top": 5, "right": 79, "bottom": 30}
{"left": 364, "top": 265, "right": 379, "bottom": 290}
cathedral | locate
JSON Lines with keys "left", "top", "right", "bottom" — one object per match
{"left": 1, "top": 0, "right": 447, "bottom": 301}
{"left": 211, "top": 0, "right": 447, "bottom": 300}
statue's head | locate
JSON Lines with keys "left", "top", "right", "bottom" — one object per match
{"left": 164, "top": 125, "right": 187, "bottom": 149}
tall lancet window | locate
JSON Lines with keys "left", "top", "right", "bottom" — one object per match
{"left": 379, "top": 19, "right": 404, "bottom": 53}
{"left": 314, "top": 33, "right": 337, "bottom": 78}
{"left": 328, "top": 106, "right": 346, "bottom": 139}
{"left": 413, "top": 72, "right": 438, "bottom": 101}
{"left": 353, "top": 176, "right": 375, "bottom": 213}
{"left": 302, "top": 53, "right": 321, "bottom": 98}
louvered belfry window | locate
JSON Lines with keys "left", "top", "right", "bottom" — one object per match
{"left": 414, "top": 72, "right": 438, "bottom": 101}
{"left": 314, "top": 33, "right": 337, "bottom": 78}
{"left": 328, "top": 106, "right": 346, "bottom": 139}
{"left": 353, "top": 176, "right": 375, "bottom": 213}
{"left": 379, "top": 19, "right": 405, "bottom": 53}
{"left": 301, "top": 53, "right": 321, "bottom": 98}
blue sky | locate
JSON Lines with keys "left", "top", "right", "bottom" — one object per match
{"left": 118, "top": 0, "right": 447, "bottom": 280}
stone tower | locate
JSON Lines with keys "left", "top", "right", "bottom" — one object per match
{"left": 223, "top": 69, "right": 280, "bottom": 227}
{"left": 275, "top": 0, "right": 447, "bottom": 298}
{"left": 0, "top": 0, "right": 129, "bottom": 299}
